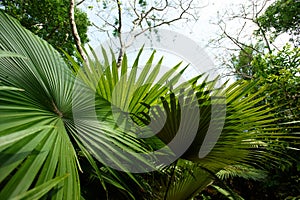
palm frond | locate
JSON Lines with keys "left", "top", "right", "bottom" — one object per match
{"left": 135, "top": 74, "right": 299, "bottom": 199}
{"left": 216, "top": 165, "right": 267, "bottom": 181}
{"left": 162, "top": 160, "right": 213, "bottom": 200}
{"left": 0, "top": 12, "right": 150, "bottom": 199}
{"left": 0, "top": 12, "right": 80, "bottom": 199}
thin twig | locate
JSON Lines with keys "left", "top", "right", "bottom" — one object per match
{"left": 76, "top": 0, "right": 86, "bottom": 6}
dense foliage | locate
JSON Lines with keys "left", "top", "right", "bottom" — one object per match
{"left": 0, "top": 0, "right": 90, "bottom": 57}
{"left": 215, "top": 0, "right": 300, "bottom": 198}
{"left": 225, "top": 45, "right": 300, "bottom": 199}
{"left": 232, "top": 44, "right": 300, "bottom": 124}
{"left": 256, "top": 0, "right": 300, "bottom": 46}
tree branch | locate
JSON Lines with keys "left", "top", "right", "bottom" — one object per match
{"left": 219, "top": 22, "right": 262, "bottom": 55}
{"left": 254, "top": 3, "right": 272, "bottom": 54}
{"left": 133, "top": 1, "right": 193, "bottom": 38}
{"left": 92, "top": 0, "right": 202, "bottom": 68}
{"left": 132, "top": 0, "right": 168, "bottom": 25}
{"left": 76, "top": 0, "right": 86, "bottom": 6}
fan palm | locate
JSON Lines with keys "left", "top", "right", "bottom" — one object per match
{"left": 0, "top": 12, "right": 298, "bottom": 200}
{"left": 0, "top": 12, "right": 149, "bottom": 199}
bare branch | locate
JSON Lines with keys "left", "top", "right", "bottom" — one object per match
{"left": 226, "top": 70, "right": 254, "bottom": 79}
{"left": 218, "top": 22, "right": 262, "bottom": 55}
{"left": 132, "top": 0, "right": 169, "bottom": 28}
{"left": 134, "top": 0, "right": 194, "bottom": 38}
{"left": 90, "top": 0, "right": 203, "bottom": 67}
{"left": 76, "top": 0, "right": 86, "bottom": 6}
{"left": 95, "top": 13, "right": 118, "bottom": 30}
{"left": 257, "top": 23, "right": 272, "bottom": 53}
{"left": 116, "top": 0, "right": 122, "bottom": 34}
{"left": 91, "top": 22, "right": 110, "bottom": 32}
{"left": 236, "top": 22, "right": 247, "bottom": 41}
{"left": 253, "top": 1, "right": 272, "bottom": 53}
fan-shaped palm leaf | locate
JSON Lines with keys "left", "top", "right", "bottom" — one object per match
{"left": 143, "top": 80, "right": 298, "bottom": 199}
{"left": 0, "top": 12, "right": 151, "bottom": 199}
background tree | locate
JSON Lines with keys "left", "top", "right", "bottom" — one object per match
{"left": 214, "top": 0, "right": 300, "bottom": 127}
{"left": 207, "top": 0, "right": 300, "bottom": 198}
{"left": 256, "top": 0, "right": 300, "bottom": 46}
{"left": 0, "top": 0, "right": 91, "bottom": 58}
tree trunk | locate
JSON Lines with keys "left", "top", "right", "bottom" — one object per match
{"left": 69, "top": 0, "right": 89, "bottom": 68}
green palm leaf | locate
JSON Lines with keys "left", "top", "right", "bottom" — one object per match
{"left": 0, "top": 12, "right": 80, "bottom": 199}
{"left": 135, "top": 79, "right": 298, "bottom": 199}
{"left": 0, "top": 12, "right": 150, "bottom": 199}
{"left": 68, "top": 45, "right": 199, "bottom": 170}
{"left": 146, "top": 79, "right": 295, "bottom": 166}
{"left": 11, "top": 175, "right": 69, "bottom": 200}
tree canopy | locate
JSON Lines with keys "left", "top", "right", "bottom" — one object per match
{"left": 0, "top": 0, "right": 90, "bottom": 57}
{"left": 208, "top": 0, "right": 300, "bottom": 198}
{"left": 256, "top": 0, "right": 300, "bottom": 46}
